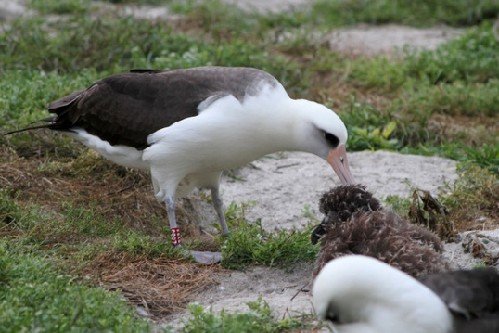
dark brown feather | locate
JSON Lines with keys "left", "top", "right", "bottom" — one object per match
{"left": 314, "top": 211, "right": 446, "bottom": 276}
{"left": 312, "top": 185, "right": 382, "bottom": 244}
{"left": 29, "top": 67, "right": 277, "bottom": 148}
{"left": 454, "top": 314, "right": 499, "bottom": 333}
{"left": 420, "top": 268, "right": 499, "bottom": 316}
{"left": 420, "top": 268, "right": 499, "bottom": 333}
{"left": 313, "top": 210, "right": 447, "bottom": 277}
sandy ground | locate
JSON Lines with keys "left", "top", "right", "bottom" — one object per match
{"left": 223, "top": 0, "right": 309, "bottom": 13}
{"left": 166, "top": 263, "right": 316, "bottom": 330}
{"left": 0, "top": 0, "right": 29, "bottom": 20}
{"left": 328, "top": 24, "right": 463, "bottom": 57}
{"left": 220, "top": 150, "right": 457, "bottom": 231}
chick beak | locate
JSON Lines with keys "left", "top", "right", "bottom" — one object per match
{"left": 327, "top": 145, "right": 355, "bottom": 185}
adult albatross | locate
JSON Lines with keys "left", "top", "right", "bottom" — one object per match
{"left": 7, "top": 66, "right": 355, "bottom": 259}
{"left": 313, "top": 255, "right": 499, "bottom": 333}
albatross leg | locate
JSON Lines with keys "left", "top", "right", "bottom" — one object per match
{"left": 165, "top": 195, "right": 221, "bottom": 263}
{"left": 160, "top": 181, "right": 222, "bottom": 264}
{"left": 165, "top": 196, "right": 181, "bottom": 246}
{"left": 211, "top": 186, "right": 229, "bottom": 235}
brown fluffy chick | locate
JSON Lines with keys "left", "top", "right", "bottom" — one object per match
{"left": 313, "top": 186, "right": 447, "bottom": 278}
{"left": 312, "top": 185, "right": 382, "bottom": 244}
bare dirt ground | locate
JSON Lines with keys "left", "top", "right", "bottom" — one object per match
{"left": 166, "top": 263, "right": 316, "bottom": 330}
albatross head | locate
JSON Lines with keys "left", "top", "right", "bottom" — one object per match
{"left": 286, "top": 99, "right": 355, "bottom": 185}
{"left": 312, "top": 255, "right": 453, "bottom": 333}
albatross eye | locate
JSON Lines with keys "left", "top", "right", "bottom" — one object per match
{"left": 326, "top": 312, "right": 340, "bottom": 323}
{"left": 325, "top": 132, "right": 339, "bottom": 148}
{"left": 325, "top": 302, "right": 341, "bottom": 324}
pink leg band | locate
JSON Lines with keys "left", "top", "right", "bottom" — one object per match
{"left": 171, "top": 227, "right": 181, "bottom": 246}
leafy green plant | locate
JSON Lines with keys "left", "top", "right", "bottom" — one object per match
{"left": 340, "top": 101, "right": 400, "bottom": 150}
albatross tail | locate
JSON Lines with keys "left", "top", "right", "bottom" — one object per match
{"left": 4, "top": 117, "right": 57, "bottom": 135}
{"left": 4, "top": 89, "right": 86, "bottom": 135}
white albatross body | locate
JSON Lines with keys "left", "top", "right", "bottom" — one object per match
{"left": 144, "top": 83, "right": 346, "bottom": 199}
{"left": 68, "top": 79, "right": 347, "bottom": 197}
{"left": 313, "top": 255, "right": 499, "bottom": 333}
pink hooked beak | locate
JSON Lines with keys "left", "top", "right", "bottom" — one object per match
{"left": 327, "top": 145, "right": 356, "bottom": 185}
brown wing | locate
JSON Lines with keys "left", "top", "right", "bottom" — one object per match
{"left": 47, "top": 67, "right": 277, "bottom": 149}
{"left": 419, "top": 268, "right": 499, "bottom": 333}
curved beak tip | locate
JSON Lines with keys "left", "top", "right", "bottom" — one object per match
{"left": 327, "top": 145, "right": 356, "bottom": 186}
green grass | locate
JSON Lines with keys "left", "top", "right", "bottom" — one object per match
{"left": 312, "top": 0, "right": 499, "bottom": 27}
{"left": 0, "top": 241, "right": 152, "bottom": 333}
{"left": 0, "top": 188, "right": 183, "bottom": 258}
{"left": 112, "top": 230, "right": 185, "bottom": 259}
{"left": 29, "top": 0, "right": 91, "bottom": 14}
{"left": 319, "top": 22, "right": 499, "bottom": 171}
{"left": 398, "top": 80, "right": 498, "bottom": 118}
{"left": 0, "top": 190, "right": 33, "bottom": 227}
{"left": 1, "top": 17, "right": 194, "bottom": 72}
{"left": 405, "top": 23, "right": 499, "bottom": 83}
{"left": 220, "top": 203, "right": 318, "bottom": 269}
{"left": 0, "top": 16, "right": 303, "bottom": 90}
{"left": 107, "top": 0, "right": 172, "bottom": 4}
{"left": 0, "top": 70, "right": 99, "bottom": 128}
{"left": 183, "top": 298, "right": 308, "bottom": 333}
{"left": 332, "top": 22, "right": 498, "bottom": 91}
{"left": 401, "top": 144, "right": 499, "bottom": 174}
{"left": 1, "top": 191, "right": 122, "bottom": 245}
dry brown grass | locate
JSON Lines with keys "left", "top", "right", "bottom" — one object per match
{"left": 0, "top": 143, "right": 228, "bottom": 317}
{"left": 445, "top": 166, "right": 499, "bottom": 232}
{"left": 83, "top": 251, "right": 223, "bottom": 317}
{"left": 0, "top": 146, "right": 203, "bottom": 237}
{"left": 308, "top": 72, "right": 393, "bottom": 110}
{"left": 428, "top": 114, "right": 499, "bottom": 146}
